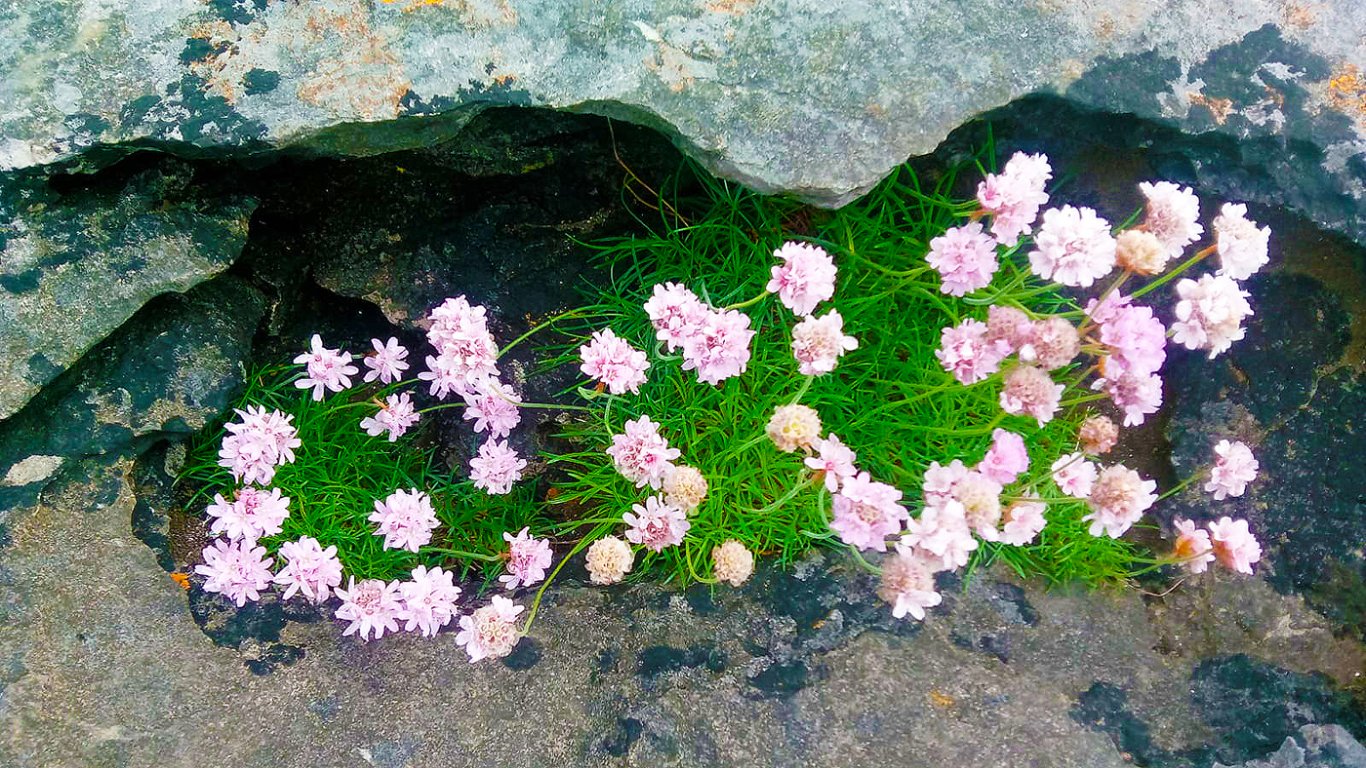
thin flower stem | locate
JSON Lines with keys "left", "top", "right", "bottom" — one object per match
{"left": 847, "top": 545, "right": 883, "bottom": 575}
{"left": 425, "top": 547, "right": 504, "bottom": 563}
{"left": 1158, "top": 469, "right": 1206, "bottom": 501}
{"left": 521, "top": 524, "right": 609, "bottom": 634}
{"left": 746, "top": 475, "right": 818, "bottom": 515}
{"left": 1131, "top": 245, "right": 1215, "bottom": 300}
{"left": 788, "top": 375, "right": 814, "bottom": 405}
{"left": 498, "top": 307, "right": 605, "bottom": 359}
{"left": 723, "top": 290, "right": 769, "bottom": 311}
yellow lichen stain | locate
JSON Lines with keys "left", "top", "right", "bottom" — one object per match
{"left": 928, "top": 690, "right": 957, "bottom": 709}
{"left": 295, "top": 6, "right": 411, "bottom": 121}
{"left": 379, "top": 0, "right": 517, "bottom": 25}
{"left": 1327, "top": 63, "right": 1366, "bottom": 123}
{"left": 1094, "top": 13, "right": 1117, "bottom": 40}
{"left": 1281, "top": 1, "right": 1319, "bottom": 30}
{"left": 1189, "top": 92, "right": 1235, "bottom": 124}
{"left": 704, "top": 0, "right": 755, "bottom": 15}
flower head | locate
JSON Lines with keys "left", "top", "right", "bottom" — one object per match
{"left": 767, "top": 241, "right": 837, "bottom": 316}
{"left": 927, "top": 222, "right": 999, "bottom": 296}
{"left": 469, "top": 439, "right": 527, "bottom": 495}
{"left": 461, "top": 377, "right": 522, "bottom": 439}
{"left": 586, "top": 536, "right": 634, "bottom": 585}
{"left": 423, "top": 296, "right": 499, "bottom": 388}
{"left": 456, "top": 596, "right": 524, "bottom": 662}
{"left": 923, "top": 460, "right": 1003, "bottom": 542}
{"left": 878, "top": 549, "right": 944, "bottom": 620}
{"left": 937, "top": 318, "right": 1011, "bottom": 385}
{"left": 1096, "top": 370, "right": 1163, "bottom": 427}
{"left": 500, "top": 527, "right": 553, "bottom": 590}
{"left": 1098, "top": 301, "right": 1167, "bottom": 379}
{"left": 644, "top": 282, "right": 708, "bottom": 352}
{"left": 829, "top": 471, "right": 907, "bottom": 552}
{"left": 1171, "top": 519, "right": 1214, "bottom": 575}
{"left": 362, "top": 337, "right": 409, "bottom": 384}
{"left": 360, "top": 392, "right": 420, "bottom": 442}
{"left": 1115, "top": 229, "right": 1172, "bottom": 276}
{"left": 579, "top": 328, "right": 650, "bottom": 395}
{"left": 986, "top": 305, "right": 1033, "bottom": 351}
{"left": 1000, "top": 365, "right": 1063, "bottom": 426}
{"left": 1207, "top": 517, "right": 1261, "bottom": 574}
{"left": 1205, "top": 439, "right": 1258, "bottom": 500}
{"left": 1000, "top": 500, "right": 1047, "bottom": 546}
{"left": 293, "top": 334, "right": 358, "bottom": 401}
{"left": 274, "top": 536, "right": 344, "bottom": 603}
{"left": 218, "top": 406, "right": 300, "bottom": 486}
{"left": 369, "top": 488, "right": 439, "bottom": 552}
{"left": 1213, "top": 203, "right": 1271, "bottom": 280}
{"left": 1021, "top": 316, "right": 1080, "bottom": 371}
{"left": 901, "top": 502, "right": 977, "bottom": 570}
{"left": 804, "top": 433, "right": 858, "bottom": 492}
{"left": 681, "top": 308, "right": 755, "bottom": 385}
{"left": 1138, "top": 181, "right": 1203, "bottom": 259}
{"left": 979, "top": 428, "right": 1029, "bottom": 486}
{"left": 1171, "top": 274, "right": 1253, "bottom": 358}
{"left": 712, "top": 540, "right": 755, "bottom": 587}
{"left": 1084, "top": 465, "right": 1157, "bottom": 538}
{"left": 976, "top": 152, "right": 1052, "bottom": 247}
{"left": 1052, "top": 453, "right": 1098, "bottom": 498}
{"left": 791, "top": 310, "right": 858, "bottom": 375}
{"left": 335, "top": 577, "right": 405, "bottom": 641}
{"left": 1028, "top": 206, "right": 1117, "bottom": 288}
{"left": 195, "top": 538, "right": 274, "bottom": 607}
{"left": 606, "top": 416, "right": 681, "bottom": 489}
{"left": 206, "top": 487, "right": 290, "bottom": 542}
{"left": 623, "top": 496, "right": 690, "bottom": 552}
{"left": 766, "top": 404, "right": 822, "bottom": 453}
{"left": 399, "top": 565, "right": 462, "bottom": 637}
{"left": 1079, "top": 415, "right": 1119, "bottom": 455}
{"left": 663, "top": 465, "right": 708, "bottom": 513}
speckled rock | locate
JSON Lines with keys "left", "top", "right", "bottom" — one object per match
{"left": 1215, "top": 725, "right": 1366, "bottom": 768}
{"left": 1, "top": 1, "right": 1362, "bottom": 240}
{"left": 0, "top": 160, "right": 254, "bottom": 420}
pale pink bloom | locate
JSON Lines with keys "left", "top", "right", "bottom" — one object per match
{"left": 469, "top": 439, "right": 527, "bottom": 495}
{"left": 623, "top": 496, "right": 690, "bottom": 552}
{"left": 1213, "top": 203, "right": 1271, "bottom": 280}
{"left": 431, "top": 336, "right": 498, "bottom": 388}
{"left": 921, "top": 461, "right": 1002, "bottom": 541}
{"left": 461, "top": 378, "right": 522, "bottom": 439}
{"left": 579, "top": 328, "right": 650, "bottom": 395}
{"left": 804, "top": 433, "right": 858, "bottom": 492}
{"left": 427, "top": 296, "right": 489, "bottom": 346}
{"left": 922, "top": 459, "right": 970, "bottom": 507}
{"left": 1000, "top": 365, "right": 1063, "bottom": 426}
{"left": 418, "top": 353, "right": 475, "bottom": 400}
{"left": 293, "top": 334, "right": 358, "bottom": 400}
{"left": 1028, "top": 206, "right": 1117, "bottom": 288}
{"left": 936, "top": 318, "right": 1011, "bottom": 385}
{"left": 1000, "top": 500, "right": 1047, "bottom": 546}
{"left": 335, "top": 577, "right": 404, "bottom": 642}
{"left": 1084, "top": 465, "right": 1157, "bottom": 538}
{"left": 424, "top": 296, "right": 500, "bottom": 386}
{"left": 663, "top": 465, "right": 708, "bottom": 512}
{"left": 1095, "top": 370, "right": 1163, "bottom": 427}
{"left": 1207, "top": 516, "right": 1262, "bottom": 574}
{"left": 217, "top": 433, "right": 277, "bottom": 487}
{"left": 1139, "top": 181, "right": 1203, "bottom": 259}
{"left": 976, "top": 151, "right": 1052, "bottom": 247}
{"left": 926, "top": 222, "right": 999, "bottom": 296}
{"left": 369, "top": 488, "right": 440, "bottom": 552}
{"left": 979, "top": 428, "right": 1029, "bottom": 486}
{"left": 1171, "top": 274, "right": 1253, "bottom": 358}
{"left": 1098, "top": 301, "right": 1167, "bottom": 379}
{"left": 606, "top": 415, "right": 681, "bottom": 489}
{"left": 900, "top": 501, "right": 977, "bottom": 570}
{"left": 585, "top": 536, "right": 634, "bottom": 585}
{"left": 398, "top": 565, "right": 462, "bottom": 638}
{"left": 195, "top": 538, "right": 274, "bottom": 607}
{"left": 986, "top": 305, "right": 1033, "bottom": 351}
{"left": 791, "top": 310, "right": 859, "bottom": 375}
{"left": 273, "top": 536, "right": 344, "bottom": 602}
{"left": 643, "top": 282, "right": 708, "bottom": 352}
{"left": 1084, "top": 290, "right": 1131, "bottom": 326}
{"left": 1020, "top": 316, "right": 1081, "bottom": 370}
{"left": 362, "top": 337, "right": 409, "bottom": 384}
{"left": 218, "top": 406, "right": 300, "bottom": 486}
{"left": 1079, "top": 415, "right": 1120, "bottom": 455}
{"left": 766, "top": 404, "right": 822, "bottom": 453}
{"left": 456, "top": 596, "right": 524, "bottom": 662}
{"left": 360, "top": 392, "right": 421, "bottom": 442}
{"left": 1205, "top": 439, "right": 1258, "bottom": 500}
{"left": 878, "top": 549, "right": 944, "bottom": 621}
{"left": 1172, "top": 519, "right": 1215, "bottom": 575}
{"left": 500, "top": 527, "right": 553, "bottom": 590}
{"left": 1051, "top": 452, "right": 1098, "bottom": 498}
{"left": 767, "top": 241, "right": 837, "bottom": 316}
{"left": 681, "top": 308, "right": 755, "bottom": 385}
{"left": 206, "top": 487, "right": 290, "bottom": 542}
{"left": 828, "top": 471, "right": 907, "bottom": 552}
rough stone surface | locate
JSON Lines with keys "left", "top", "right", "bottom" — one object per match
{"left": 1215, "top": 725, "right": 1366, "bottom": 768}
{"left": 1, "top": 1, "right": 1363, "bottom": 240}
{"left": 0, "top": 160, "right": 255, "bottom": 420}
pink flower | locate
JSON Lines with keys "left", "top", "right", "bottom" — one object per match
{"left": 1213, "top": 203, "right": 1271, "bottom": 280}
{"left": 456, "top": 596, "right": 524, "bottom": 662}
{"left": 1000, "top": 500, "right": 1047, "bottom": 546}
{"left": 643, "top": 282, "right": 708, "bottom": 352}
{"left": 469, "top": 439, "right": 527, "bottom": 495}
{"left": 623, "top": 496, "right": 690, "bottom": 552}
{"left": 1139, "top": 181, "right": 1203, "bottom": 259}
{"left": 1205, "top": 439, "right": 1258, "bottom": 500}
{"left": 1084, "top": 291, "right": 1131, "bottom": 326}
{"left": 1095, "top": 370, "right": 1163, "bottom": 427}
{"left": 1028, "top": 206, "right": 1117, "bottom": 288}
{"left": 293, "top": 334, "right": 358, "bottom": 400}
{"left": 804, "top": 433, "right": 858, "bottom": 492}
{"left": 360, "top": 392, "right": 420, "bottom": 442}
{"left": 681, "top": 308, "right": 755, "bottom": 385}
{"left": 1052, "top": 452, "right": 1098, "bottom": 497}
{"left": 362, "top": 337, "right": 409, "bottom": 384}
{"left": 1098, "top": 300, "right": 1167, "bottom": 378}
{"left": 206, "top": 487, "right": 290, "bottom": 542}
{"left": 791, "top": 310, "right": 859, "bottom": 375}
{"left": 901, "top": 502, "right": 977, "bottom": 570}
{"left": 218, "top": 406, "right": 300, "bottom": 486}
{"left": 1084, "top": 465, "right": 1157, "bottom": 538}
{"left": 423, "top": 296, "right": 500, "bottom": 387}
{"left": 1172, "top": 519, "right": 1215, "bottom": 575}
{"left": 828, "top": 471, "right": 907, "bottom": 552}
{"left": 921, "top": 461, "right": 1002, "bottom": 541}
{"left": 500, "top": 527, "right": 553, "bottom": 590}
{"left": 976, "top": 152, "right": 1052, "bottom": 247}
{"left": 274, "top": 536, "right": 344, "bottom": 602}
{"left": 579, "top": 328, "right": 650, "bottom": 395}
{"left": 979, "top": 428, "right": 1029, "bottom": 485}
{"left": 926, "top": 222, "right": 999, "bottom": 296}
{"left": 606, "top": 415, "right": 681, "bottom": 489}
{"left": 461, "top": 378, "right": 522, "bottom": 439}
{"left": 1207, "top": 517, "right": 1262, "bottom": 574}
{"left": 767, "top": 241, "right": 837, "bottom": 316}
{"left": 1079, "top": 415, "right": 1120, "bottom": 455}
{"left": 1020, "top": 316, "right": 1080, "bottom": 370}
{"left": 922, "top": 459, "right": 970, "bottom": 506}
{"left": 986, "top": 305, "right": 1034, "bottom": 351}
{"left": 1171, "top": 274, "right": 1253, "bottom": 358}
{"left": 369, "top": 489, "right": 439, "bottom": 552}
{"left": 195, "top": 538, "right": 274, "bottom": 607}
{"left": 877, "top": 550, "right": 943, "bottom": 621}
{"left": 398, "top": 565, "right": 462, "bottom": 638}
{"left": 1000, "top": 365, "right": 1063, "bottom": 426}
{"left": 335, "top": 577, "right": 404, "bottom": 642}
{"left": 936, "top": 318, "right": 1011, "bottom": 385}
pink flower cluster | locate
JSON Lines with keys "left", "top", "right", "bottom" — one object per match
{"left": 977, "top": 152, "right": 1052, "bottom": 246}
{"left": 927, "top": 222, "right": 999, "bottom": 296}
{"left": 362, "top": 337, "right": 410, "bottom": 385}
{"left": 579, "top": 328, "right": 650, "bottom": 395}
{"left": 1205, "top": 439, "right": 1258, "bottom": 500}
{"left": 420, "top": 296, "right": 499, "bottom": 398}
{"left": 606, "top": 415, "right": 681, "bottom": 489}
{"left": 370, "top": 488, "right": 440, "bottom": 552}
{"left": 470, "top": 439, "right": 527, "bottom": 495}
{"left": 274, "top": 536, "right": 344, "bottom": 602}
{"left": 360, "top": 392, "right": 420, "bottom": 441}
{"left": 624, "top": 495, "right": 691, "bottom": 552}
{"left": 294, "top": 334, "right": 359, "bottom": 401}
{"left": 767, "top": 241, "right": 837, "bottom": 316}
{"left": 500, "top": 527, "right": 553, "bottom": 590}
{"left": 462, "top": 378, "right": 522, "bottom": 439}
{"left": 644, "top": 282, "right": 755, "bottom": 386}
{"left": 217, "top": 406, "right": 301, "bottom": 486}
{"left": 207, "top": 487, "right": 290, "bottom": 542}
{"left": 1172, "top": 517, "right": 1262, "bottom": 575}
{"left": 335, "top": 566, "right": 464, "bottom": 642}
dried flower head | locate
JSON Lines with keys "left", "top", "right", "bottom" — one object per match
{"left": 663, "top": 465, "right": 708, "bottom": 513}
{"left": 1078, "top": 415, "right": 1119, "bottom": 455}
{"left": 1115, "top": 229, "right": 1171, "bottom": 276}
{"left": 766, "top": 404, "right": 822, "bottom": 453}
{"left": 712, "top": 540, "right": 755, "bottom": 586}
{"left": 1023, "top": 316, "right": 1081, "bottom": 371}
{"left": 586, "top": 536, "right": 634, "bottom": 585}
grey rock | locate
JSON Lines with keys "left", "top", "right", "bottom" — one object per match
{"left": 1215, "top": 725, "right": 1366, "bottom": 768}
{"left": 1, "top": 1, "right": 1362, "bottom": 240}
{"left": 0, "top": 161, "right": 255, "bottom": 420}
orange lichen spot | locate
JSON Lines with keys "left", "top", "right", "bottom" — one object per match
{"left": 1189, "top": 92, "right": 1235, "bottom": 125}
{"left": 170, "top": 572, "right": 191, "bottom": 590}
{"left": 1282, "top": 1, "right": 1319, "bottom": 30}
{"left": 1327, "top": 64, "right": 1366, "bottom": 122}
{"left": 705, "top": 0, "right": 755, "bottom": 14}
{"left": 929, "top": 690, "right": 957, "bottom": 709}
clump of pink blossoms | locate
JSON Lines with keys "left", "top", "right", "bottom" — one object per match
{"left": 936, "top": 318, "right": 1010, "bottom": 385}
{"left": 1171, "top": 519, "right": 1215, "bottom": 575}
{"left": 196, "top": 538, "right": 274, "bottom": 607}
{"left": 274, "top": 536, "right": 344, "bottom": 602}
{"left": 1083, "top": 465, "right": 1157, "bottom": 538}
{"left": 877, "top": 550, "right": 944, "bottom": 621}
{"left": 1000, "top": 365, "right": 1063, "bottom": 426}
{"left": 1138, "top": 181, "right": 1203, "bottom": 260}
{"left": 979, "top": 428, "right": 1029, "bottom": 486}
{"left": 623, "top": 496, "right": 690, "bottom": 552}
{"left": 579, "top": 328, "right": 650, "bottom": 395}
{"left": 398, "top": 565, "right": 462, "bottom": 638}
{"left": 206, "top": 487, "right": 290, "bottom": 542}
{"left": 1028, "top": 205, "right": 1117, "bottom": 288}
{"left": 681, "top": 307, "right": 755, "bottom": 385}
{"left": 926, "top": 222, "right": 999, "bottom": 296}
{"left": 218, "top": 406, "right": 301, "bottom": 486}
{"left": 500, "top": 527, "right": 553, "bottom": 590}
{"left": 461, "top": 378, "right": 522, "bottom": 439}
{"left": 829, "top": 471, "right": 907, "bottom": 552}
{"left": 805, "top": 434, "right": 858, "bottom": 492}
{"left": 360, "top": 392, "right": 420, "bottom": 442}
{"left": 421, "top": 296, "right": 500, "bottom": 397}
{"left": 369, "top": 488, "right": 439, "bottom": 552}
{"left": 1171, "top": 274, "right": 1253, "bottom": 358}
{"left": 606, "top": 415, "right": 681, "bottom": 489}
{"left": 644, "top": 282, "right": 708, "bottom": 351}
{"left": 1212, "top": 203, "right": 1271, "bottom": 281}
{"left": 294, "top": 334, "right": 358, "bottom": 401}
{"left": 362, "top": 337, "right": 409, "bottom": 384}
{"left": 469, "top": 439, "right": 527, "bottom": 495}
{"left": 1207, "top": 517, "right": 1262, "bottom": 574}
{"left": 336, "top": 577, "right": 405, "bottom": 642}
{"left": 767, "top": 241, "right": 837, "bottom": 316}
{"left": 1205, "top": 439, "right": 1258, "bottom": 500}
{"left": 1000, "top": 500, "right": 1047, "bottom": 546}
{"left": 901, "top": 501, "right": 977, "bottom": 571}
{"left": 791, "top": 310, "right": 858, "bottom": 375}
{"left": 456, "top": 596, "right": 524, "bottom": 663}
{"left": 1051, "top": 452, "right": 1099, "bottom": 497}
{"left": 922, "top": 460, "right": 1003, "bottom": 542}
{"left": 976, "top": 151, "right": 1052, "bottom": 246}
